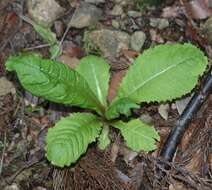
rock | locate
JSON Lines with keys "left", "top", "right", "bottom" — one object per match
{"left": 110, "top": 5, "right": 124, "bottom": 16}
{"left": 33, "top": 187, "right": 47, "bottom": 190}
{"left": 158, "top": 104, "right": 169, "bottom": 120}
{"left": 113, "top": 0, "right": 132, "bottom": 6}
{"left": 27, "top": 0, "right": 65, "bottom": 27}
{"left": 111, "top": 20, "right": 120, "bottom": 29}
{"left": 127, "top": 11, "right": 142, "bottom": 18}
{"left": 4, "top": 184, "right": 20, "bottom": 190}
{"left": 69, "top": 3, "right": 102, "bottom": 28}
{"left": 89, "top": 29, "right": 130, "bottom": 57}
{"left": 150, "top": 18, "right": 169, "bottom": 30}
{"left": 84, "top": 0, "right": 105, "bottom": 4}
{"left": 202, "top": 16, "right": 212, "bottom": 45}
{"left": 130, "top": 31, "right": 146, "bottom": 52}
{"left": 140, "top": 114, "right": 153, "bottom": 125}
{"left": 0, "top": 77, "right": 15, "bottom": 96}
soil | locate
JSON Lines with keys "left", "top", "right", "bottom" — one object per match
{"left": 0, "top": 0, "right": 211, "bottom": 190}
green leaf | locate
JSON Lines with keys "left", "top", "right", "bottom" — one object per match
{"left": 76, "top": 56, "right": 110, "bottom": 107}
{"left": 112, "top": 119, "right": 160, "bottom": 152}
{"left": 49, "top": 44, "right": 62, "bottom": 59}
{"left": 105, "top": 98, "right": 139, "bottom": 119}
{"left": 117, "top": 43, "right": 207, "bottom": 102}
{"left": 33, "top": 23, "right": 61, "bottom": 59}
{"left": 46, "top": 113, "right": 102, "bottom": 167}
{"left": 110, "top": 43, "right": 207, "bottom": 118}
{"left": 98, "top": 124, "right": 110, "bottom": 150}
{"left": 18, "top": 15, "right": 60, "bottom": 58}
{"left": 33, "top": 22, "right": 57, "bottom": 44}
{"left": 5, "top": 53, "right": 104, "bottom": 113}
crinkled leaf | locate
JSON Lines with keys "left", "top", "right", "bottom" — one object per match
{"left": 76, "top": 56, "right": 110, "bottom": 107}
{"left": 109, "top": 43, "right": 207, "bottom": 118}
{"left": 46, "top": 113, "right": 102, "bottom": 167}
{"left": 106, "top": 98, "right": 139, "bottom": 119}
{"left": 98, "top": 125, "right": 110, "bottom": 150}
{"left": 112, "top": 119, "right": 160, "bottom": 152}
{"left": 6, "top": 53, "right": 104, "bottom": 113}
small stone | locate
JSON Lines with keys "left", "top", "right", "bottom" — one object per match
{"left": 33, "top": 187, "right": 47, "bottom": 190}
{"left": 150, "top": 18, "right": 169, "bottom": 30}
{"left": 0, "top": 77, "right": 15, "bottom": 96}
{"left": 84, "top": 0, "right": 105, "bottom": 4}
{"left": 127, "top": 11, "right": 142, "bottom": 18}
{"left": 111, "top": 20, "right": 120, "bottom": 29}
{"left": 113, "top": 0, "right": 132, "bottom": 6}
{"left": 130, "top": 31, "right": 146, "bottom": 52}
{"left": 4, "top": 184, "right": 20, "bottom": 190}
{"left": 69, "top": 3, "right": 102, "bottom": 28}
{"left": 110, "top": 5, "right": 123, "bottom": 16}
{"left": 140, "top": 114, "right": 153, "bottom": 125}
{"left": 89, "top": 29, "right": 130, "bottom": 57}
{"left": 27, "top": 0, "right": 65, "bottom": 27}
{"left": 158, "top": 104, "right": 169, "bottom": 120}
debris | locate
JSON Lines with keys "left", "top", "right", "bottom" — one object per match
{"left": 175, "top": 95, "right": 192, "bottom": 115}
{"left": 158, "top": 104, "right": 169, "bottom": 120}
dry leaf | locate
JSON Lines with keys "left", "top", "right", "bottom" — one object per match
{"left": 186, "top": 0, "right": 212, "bottom": 19}
{"left": 57, "top": 54, "right": 80, "bottom": 69}
{"left": 63, "top": 46, "right": 85, "bottom": 58}
{"left": 107, "top": 70, "right": 126, "bottom": 102}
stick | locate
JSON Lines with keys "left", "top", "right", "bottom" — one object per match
{"left": 0, "top": 132, "right": 7, "bottom": 175}
{"left": 160, "top": 70, "right": 212, "bottom": 162}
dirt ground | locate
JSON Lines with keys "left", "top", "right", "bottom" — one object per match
{"left": 0, "top": 0, "right": 211, "bottom": 190}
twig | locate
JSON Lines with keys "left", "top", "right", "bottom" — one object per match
{"left": 6, "top": 157, "right": 44, "bottom": 184}
{"left": 24, "top": 44, "right": 51, "bottom": 51}
{"left": 0, "top": 132, "right": 7, "bottom": 176}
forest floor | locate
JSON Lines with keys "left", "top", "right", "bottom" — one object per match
{"left": 0, "top": 0, "right": 212, "bottom": 190}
